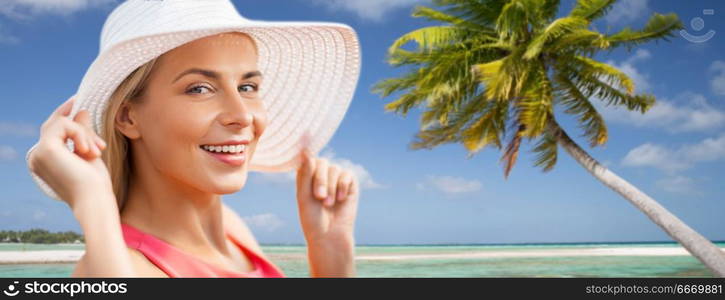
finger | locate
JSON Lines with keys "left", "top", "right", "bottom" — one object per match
{"left": 337, "top": 171, "right": 353, "bottom": 202}
{"left": 348, "top": 175, "right": 359, "bottom": 200}
{"left": 295, "top": 145, "right": 314, "bottom": 183}
{"left": 42, "top": 96, "right": 76, "bottom": 133}
{"left": 73, "top": 111, "right": 100, "bottom": 157}
{"left": 94, "top": 135, "right": 107, "bottom": 150}
{"left": 325, "top": 165, "right": 340, "bottom": 207}
{"left": 295, "top": 130, "right": 314, "bottom": 193}
{"left": 295, "top": 130, "right": 313, "bottom": 170}
{"left": 52, "top": 95, "right": 76, "bottom": 118}
{"left": 75, "top": 111, "right": 99, "bottom": 156}
{"left": 313, "top": 158, "right": 328, "bottom": 200}
{"left": 62, "top": 119, "right": 90, "bottom": 155}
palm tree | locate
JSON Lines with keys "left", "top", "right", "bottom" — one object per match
{"left": 374, "top": 0, "right": 725, "bottom": 276}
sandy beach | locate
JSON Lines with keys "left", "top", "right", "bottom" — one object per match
{"left": 2, "top": 246, "right": 725, "bottom": 264}
{"left": 0, "top": 250, "right": 83, "bottom": 264}
{"left": 355, "top": 247, "right": 725, "bottom": 261}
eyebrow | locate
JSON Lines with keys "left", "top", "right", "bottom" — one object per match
{"left": 172, "top": 68, "right": 263, "bottom": 83}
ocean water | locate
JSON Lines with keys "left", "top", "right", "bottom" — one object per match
{"left": 1, "top": 242, "right": 722, "bottom": 278}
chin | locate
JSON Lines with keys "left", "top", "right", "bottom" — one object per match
{"left": 209, "top": 174, "right": 248, "bottom": 194}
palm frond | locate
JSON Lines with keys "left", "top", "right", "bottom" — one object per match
{"left": 570, "top": 55, "right": 635, "bottom": 94}
{"left": 606, "top": 13, "right": 683, "bottom": 50}
{"left": 524, "top": 16, "right": 588, "bottom": 59}
{"left": 501, "top": 123, "right": 525, "bottom": 178}
{"left": 432, "top": 0, "right": 508, "bottom": 26}
{"left": 549, "top": 29, "right": 610, "bottom": 53}
{"left": 459, "top": 98, "right": 509, "bottom": 155}
{"left": 413, "top": 5, "right": 495, "bottom": 33}
{"left": 570, "top": 0, "right": 617, "bottom": 22}
{"left": 388, "top": 26, "right": 474, "bottom": 54}
{"left": 538, "top": 0, "right": 562, "bottom": 22}
{"left": 516, "top": 64, "right": 553, "bottom": 138}
{"left": 473, "top": 46, "right": 533, "bottom": 101}
{"left": 554, "top": 73, "right": 608, "bottom": 146}
{"left": 565, "top": 66, "right": 656, "bottom": 113}
{"left": 496, "top": 0, "right": 531, "bottom": 42}
{"left": 531, "top": 123, "right": 559, "bottom": 171}
{"left": 410, "top": 93, "right": 496, "bottom": 151}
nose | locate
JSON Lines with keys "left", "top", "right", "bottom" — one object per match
{"left": 219, "top": 90, "right": 254, "bottom": 129}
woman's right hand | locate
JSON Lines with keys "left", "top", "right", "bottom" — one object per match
{"left": 27, "top": 96, "right": 112, "bottom": 209}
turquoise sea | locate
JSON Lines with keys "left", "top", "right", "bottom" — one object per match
{"left": 1, "top": 242, "right": 723, "bottom": 277}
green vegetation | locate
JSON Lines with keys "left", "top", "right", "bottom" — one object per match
{"left": 0, "top": 229, "right": 84, "bottom": 244}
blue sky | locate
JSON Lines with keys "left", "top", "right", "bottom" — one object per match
{"left": 1, "top": 0, "right": 724, "bottom": 245}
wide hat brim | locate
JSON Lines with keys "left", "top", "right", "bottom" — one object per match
{"left": 26, "top": 0, "right": 361, "bottom": 201}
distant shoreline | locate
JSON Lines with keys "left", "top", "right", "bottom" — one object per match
{"left": 2, "top": 240, "right": 724, "bottom": 247}
{"left": 3, "top": 245, "right": 725, "bottom": 265}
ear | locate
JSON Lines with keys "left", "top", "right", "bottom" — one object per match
{"left": 115, "top": 102, "right": 142, "bottom": 139}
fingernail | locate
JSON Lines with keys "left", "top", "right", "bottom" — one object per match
{"left": 317, "top": 186, "right": 327, "bottom": 198}
{"left": 324, "top": 196, "right": 334, "bottom": 207}
{"left": 337, "top": 189, "right": 345, "bottom": 201}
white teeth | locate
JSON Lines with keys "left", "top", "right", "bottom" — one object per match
{"left": 202, "top": 144, "right": 246, "bottom": 154}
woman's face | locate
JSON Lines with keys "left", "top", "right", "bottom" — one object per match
{"left": 123, "top": 32, "right": 268, "bottom": 195}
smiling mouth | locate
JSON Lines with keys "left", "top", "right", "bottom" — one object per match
{"left": 199, "top": 144, "right": 247, "bottom": 167}
{"left": 200, "top": 144, "right": 246, "bottom": 154}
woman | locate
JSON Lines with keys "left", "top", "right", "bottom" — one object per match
{"left": 25, "top": 0, "right": 361, "bottom": 278}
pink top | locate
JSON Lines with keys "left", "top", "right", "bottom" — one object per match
{"left": 121, "top": 223, "right": 285, "bottom": 278}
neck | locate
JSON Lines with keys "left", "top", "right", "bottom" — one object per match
{"left": 120, "top": 153, "right": 231, "bottom": 258}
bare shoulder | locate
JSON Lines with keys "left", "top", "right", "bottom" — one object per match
{"left": 221, "top": 203, "right": 267, "bottom": 257}
{"left": 71, "top": 249, "right": 168, "bottom": 278}
{"left": 125, "top": 248, "right": 169, "bottom": 277}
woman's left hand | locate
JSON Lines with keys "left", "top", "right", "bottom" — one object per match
{"left": 295, "top": 142, "right": 359, "bottom": 246}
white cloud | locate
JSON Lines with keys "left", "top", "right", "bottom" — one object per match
{"left": 417, "top": 175, "right": 482, "bottom": 195}
{"left": 0, "top": 0, "right": 117, "bottom": 20}
{"left": 0, "top": 0, "right": 117, "bottom": 45}
{"left": 0, "top": 121, "right": 38, "bottom": 137}
{"left": 621, "top": 143, "right": 687, "bottom": 172}
{"left": 319, "top": 148, "right": 385, "bottom": 189}
{"left": 242, "top": 213, "right": 284, "bottom": 232}
{"left": 0, "top": 146, "right": 18, "bottom": 161}
{"left": 255, "top": 147, "right": 385, "bottom": 190}
{"left": 309, "top": 0, "right": 423, "bottom": 22}
{"left": 596, "top": 47, "right": 725, "bottom": 133}
{"left": 680, "top": 133, "right": 725, "bottom": 162}
{"left": 257, "top": 171, "right": 297, "bottom": 185}
{"left": 655, "top": 175, "right": 699, "bottom": 195}
{"left": 622, "top": 133, "right": 725, "bottom": 173}
{"left": 606, "top": 49, "right": 652, "bottom": 93}
{"left": 605, "top": 0, "right": 650, "bottom": 25}
{"left": 597, "top": 92, "right": 725, "bottom": 133}
{"left": 710, "top": 60, "right": 725, "bottom": 96}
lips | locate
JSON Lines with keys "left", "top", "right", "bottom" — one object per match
{"left": 200, "top": 144, "right": 246, "bottom": 154}
{"left": 199, "top": 141, "right": 249, "bottom": 167}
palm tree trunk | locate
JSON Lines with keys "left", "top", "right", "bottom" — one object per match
{"left": 550, "top": 122, "right": 725, "bottom": 277}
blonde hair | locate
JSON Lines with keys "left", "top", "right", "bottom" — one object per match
{"left": 101, "top": 58, "right": 158, "bottom": 210}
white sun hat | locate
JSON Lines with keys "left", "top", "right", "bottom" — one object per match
{"left": 25, "top": 0, "right": 361, "bottom": 201}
